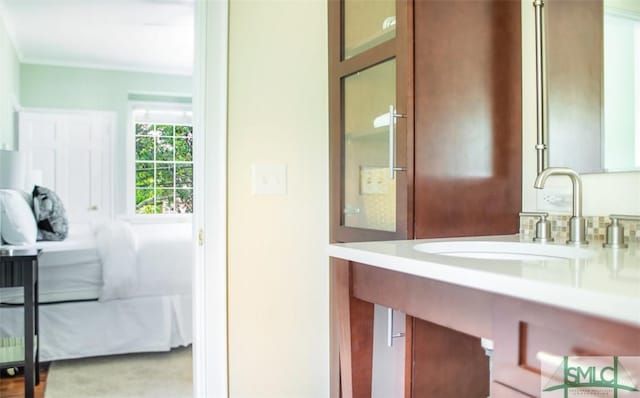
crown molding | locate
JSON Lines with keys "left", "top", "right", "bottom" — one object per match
{"left": 20, "top": 57, "right": 193, "bottom": 77}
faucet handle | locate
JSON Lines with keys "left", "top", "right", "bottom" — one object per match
{"left": 519, "top": 212, "right": 554, "bottom": 243}
{"left": 519, "top": 211, "right": 548, "bottom": 218}
{"left": 610, "top": 214, "right": 640, "bottom": 222}
{"left": 604, "top": 215, "right": 640, "bottom": 249}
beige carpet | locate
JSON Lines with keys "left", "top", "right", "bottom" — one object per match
{"left": 44, "top": 347, "right": 192, "bottom": 398}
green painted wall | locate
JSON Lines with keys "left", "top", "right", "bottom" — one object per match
{"left": 21, "top": 64, "right": 192, "bottom": 215}
{"left": 20, "top": 64, "right": 191, "bottom": 111}
{"left": 0, "top": 14, "right": 20, "bottom": 149}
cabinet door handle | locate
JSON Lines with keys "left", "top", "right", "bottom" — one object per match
{"left": 387, "top": 307, "right": 405, "bottom": 347}
{"left": 388, "top": 105, "right": 407, "bottom": 179}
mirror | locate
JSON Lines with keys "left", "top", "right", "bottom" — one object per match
{"left": 546, "top": 0, "right": 640, "bottom": 174}
{"left": 603, "top": 0, "right": 640, "bottom": 171}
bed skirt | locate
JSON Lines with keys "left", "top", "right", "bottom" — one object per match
{"left": 0, "top": 294, "right": 191, "bottom": 361}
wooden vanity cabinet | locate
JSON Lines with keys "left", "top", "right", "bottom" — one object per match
{"left": 331, "top": 258, "right": 494, "bottom": 398}
{"left": 492, "top": 297, "right": 640, "bottom": 397}
{"left": 332, "top": 258, "right": 640, "bottom": 398}
{"left": 329, "top": 0, "right": 522, "bottom": 396}
{"left": 329, "top": 0, "right": 522, "bottom": 244}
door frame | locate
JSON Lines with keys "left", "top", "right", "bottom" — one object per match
{"left": 192, "top": 1, "right": 229, "bottom": 397}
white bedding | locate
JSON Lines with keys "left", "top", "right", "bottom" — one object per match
{"left": 0, "top": 294, "right": 192, "bottom": 361}
{"left": 131, "top": 223, "right": 193, "bottom": 298}
{"left": 0, "top": 226, "right": 101, "bottom": 304}
{"left": 0, "top": 222, "right": 193, "bottom": 302}
{"left": 0, "top": 254, "right": 101, "bottom": 304}
{"left": 0, "top": 221, "right": 193, "bottom": 361}
{"left": 95, "top": 221, "right": 138, "bottom": 300}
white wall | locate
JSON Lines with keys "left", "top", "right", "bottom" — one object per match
{"left": 0, "top": 11, "right": 20, "bottom": 149}
{"left": 521, "top": 0, "right": 640, "bottom": 216}
{"left": 227, "top": 0, "right": 329, "bottom": 397}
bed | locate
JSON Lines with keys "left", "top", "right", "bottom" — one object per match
{"left": 0, "top": 222, "right": 193, "bottom": 361}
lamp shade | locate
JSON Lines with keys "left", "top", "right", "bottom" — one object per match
{"left": 0, "top": 150, "right": 25, "bottom": 190}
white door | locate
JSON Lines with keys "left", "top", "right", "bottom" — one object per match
{"left": 18, "top": 110, "right": 114, "bottom": 225}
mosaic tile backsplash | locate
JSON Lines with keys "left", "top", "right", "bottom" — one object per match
{"left": 519, "top": 215, "right": 640, "bottom": 243}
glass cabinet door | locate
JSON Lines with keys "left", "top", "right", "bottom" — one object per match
{"left": 342, "top": 58, "right": 398, "bottom": 232}
{"left": 343, "top": 0, "right": 396, "bottom": 59}
{"left": 329, "top": 0, "right": 410, "bottom": 242}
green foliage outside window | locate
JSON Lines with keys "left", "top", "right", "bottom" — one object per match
{"left": 135, "top": 123, "right": 193, "bottom": 214}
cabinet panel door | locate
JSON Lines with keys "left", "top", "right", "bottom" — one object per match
{"left": 411, "top": 318, "right": 490, "bottom": 398}
{"left": 413, "top": 0, "right": 521, "bottom": 239}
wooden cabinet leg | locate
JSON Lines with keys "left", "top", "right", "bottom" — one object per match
{"left": 348, "top": 296, "right": 373, "bottom": 398}
{"left": 330, "top": 259, "right": 341, "bottom": 398}
{"left": 331, "top": 259, "right": 374, "bottom": 398}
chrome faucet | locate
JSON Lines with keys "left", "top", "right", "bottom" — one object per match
{"left": 534, "top": 167, "right": 588, "bottom": 245}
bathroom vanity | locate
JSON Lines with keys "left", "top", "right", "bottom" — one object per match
{"left": 329, "top": 236, "right": 640, "bottom": 397}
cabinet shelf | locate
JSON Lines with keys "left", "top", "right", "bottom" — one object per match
{"left": 0, "top": 336, "right": 38, "bottom": 365}
{"left": 345, "top": 128, "right": 388, "bottom": 141}
{"left": 345, "top": 28, "right": 396, "bottom": 60}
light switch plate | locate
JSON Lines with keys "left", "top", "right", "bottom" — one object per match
{"left": 252, "top": 163, "right": 287, "bottom": 195}
{"left": 360, "top": 167, "right": 389, "bottom": 194}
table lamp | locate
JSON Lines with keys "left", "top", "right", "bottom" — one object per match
{"left": 0, "top": 149, "right": 25, "bottom": 190}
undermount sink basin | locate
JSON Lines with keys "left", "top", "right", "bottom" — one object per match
{"left": 413, "top": 241, "right": 596, "bottom": 261}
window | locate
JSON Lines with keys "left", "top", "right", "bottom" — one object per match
{"left": 132, "top": 107, "right": 193, "bottom": 215}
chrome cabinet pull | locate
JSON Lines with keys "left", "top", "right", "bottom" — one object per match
{"left": 387, "top": 307, "right": 405, "bottom": 347}
{"left": 388, "top": 105, "right": 407, "bottom": 179}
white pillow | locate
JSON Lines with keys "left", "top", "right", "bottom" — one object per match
{"left": 0, "top": 189, "right": 38, "bottom": 245}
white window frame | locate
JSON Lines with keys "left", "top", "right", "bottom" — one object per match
{"left": 126, "top": 101, "right": 194, "bottom": 222}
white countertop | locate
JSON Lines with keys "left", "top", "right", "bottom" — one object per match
{"left": 328, "top": 235, "right": 640, "bottom": 327}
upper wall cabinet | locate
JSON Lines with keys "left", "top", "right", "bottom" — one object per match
{"left": 329, "top": 0, "right": 522, "bottom": 243}
{"left": 411, "top": 0, "right": 522, "bottom": 239}
{"left": 329, "top": 0, "right": 413, "bottom": 243}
